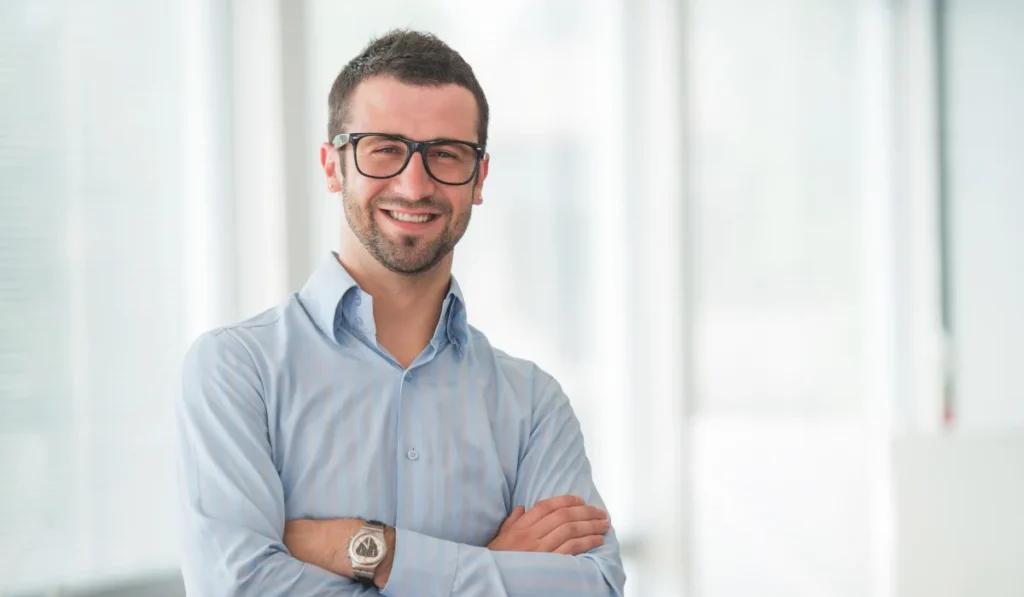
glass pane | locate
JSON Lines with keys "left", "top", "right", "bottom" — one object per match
{"left": 943, "top": 0, "right": 1024, "bottom": 430}
{"left": 687, "top": 2, "right": 874, "bottom": 597}
{"left": 1, "top": 0, "right": 187, "bottom": 592}
{"left": 356, "top": 135, "right": 410, "bottom": 176}
{"left": 426, "top": 142, "right": 477, "bottom": 183}
{"left": 690, "top": 0, "right": 864, "bottom": 415}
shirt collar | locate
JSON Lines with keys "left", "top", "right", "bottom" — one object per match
{"left": 298, "top": 252, "right": 361, "bottom": 342}
{"left": 298, "top": 251, "right": 469, "bottom": 350}
{"left": 436, "top": 276, "right": 469, "bottom": 350}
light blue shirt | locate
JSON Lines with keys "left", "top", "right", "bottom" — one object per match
{"left": 175, "top": 252, "right": 625, "bottom": 596}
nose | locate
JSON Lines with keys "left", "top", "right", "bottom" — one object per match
{"left": 391, "top": 150, "right": 437, "bottom": 200}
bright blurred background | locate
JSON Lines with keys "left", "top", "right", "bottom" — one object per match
{"left": 1, "top": 0, "right": 1022, "bottom": 596}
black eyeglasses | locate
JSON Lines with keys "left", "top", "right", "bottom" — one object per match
{"left": 332, "top": 133, "right": 485, "bottom": 186}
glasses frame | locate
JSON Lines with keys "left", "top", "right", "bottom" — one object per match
{"left": 332, "top": 132, "right": 485, "bottom": 186}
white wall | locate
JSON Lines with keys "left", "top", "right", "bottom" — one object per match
{"left": 894, "top": 433, "right": 1024, "bottom": 597}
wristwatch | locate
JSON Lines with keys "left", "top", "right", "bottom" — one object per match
{"left": 348, "top": 520, "right": 388, "bottom": 585}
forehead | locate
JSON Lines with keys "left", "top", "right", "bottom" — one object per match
{"left": 345, "top": 75, "right": 479, "bottom": 143}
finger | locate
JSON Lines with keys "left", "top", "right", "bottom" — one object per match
{"left": 553, "top": 534, "right": 605, "bottom": 555}
{"left": 540, "top": 518, "right": 611, "bottom": 551}
{"left": 499, "top": 506, "right": 526, "bottom": 533}
{"left": 517, "top": 495, "right": 585, "bottom": 528}
{"left": 531, "top": 504, "right": 608, "bottom": 538}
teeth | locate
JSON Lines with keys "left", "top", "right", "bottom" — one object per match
{"left": 388, "top": 210, "right": 433, "bottom": 223}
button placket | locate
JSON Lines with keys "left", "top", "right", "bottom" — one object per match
{"left": 400, "top": 369, "right": 421, "bottom": 467}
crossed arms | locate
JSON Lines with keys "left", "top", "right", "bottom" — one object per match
{"left": 175, "top": 330, "right": 626, "bottom": 596}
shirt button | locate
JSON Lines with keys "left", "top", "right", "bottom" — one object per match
{"left": 404, "top": 371, "right": 412, "bottom": 381}
{"left": 354, "top": 316, "right": 363, "bottom": 328}
{"left": 353, "top": 294, "right": 362, "bottom": 306}
{"left": 407, "top": 449, "right": 419, "bottom": 461}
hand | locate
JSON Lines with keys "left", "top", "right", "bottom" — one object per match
{"left": 487, "top": 495, "right": 610, "bottom": 555}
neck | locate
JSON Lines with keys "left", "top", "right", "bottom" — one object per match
{"left": 336, "top": 237, "right": 452, "bottom": 368}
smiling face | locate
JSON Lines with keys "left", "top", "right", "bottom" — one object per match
{"left": 323, "top": 75, "right": 489, "bottom": 275}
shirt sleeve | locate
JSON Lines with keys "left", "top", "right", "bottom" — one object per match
{"left": 381, "top": 371, "right": 626, "bottom": 597}
{"left": 175, "top": 329, "right": 377, "bottom": 596}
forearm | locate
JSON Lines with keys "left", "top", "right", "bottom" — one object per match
{"left": 287, "top": 520, "right": 622, "bottom": 597}
{"left": 179, "top": 513, "right": 379, "bottom": 596}
{"left": 384, "top": 528, "right": 623, "bottom": 597}
{"left": 285, "top": 518, "right": 397, "bottom": 589}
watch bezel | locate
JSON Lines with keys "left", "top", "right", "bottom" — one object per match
{"left": 349, "top": 526, "right": 387, "bottom": 567}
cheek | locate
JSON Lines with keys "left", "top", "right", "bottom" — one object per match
{"left": 345, "top": 179, "right": 386, "bottom": 210}
{"left": 445, "top": 189, "right": 476, "bottom": 216}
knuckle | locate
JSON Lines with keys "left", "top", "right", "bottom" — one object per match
{"left": 574, "top": 535, "right": 603, "bottom": 554}
{"left": 569, "top": 539, "right": 589, "bottom": 554}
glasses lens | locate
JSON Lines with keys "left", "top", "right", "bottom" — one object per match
{"left": 424, "top": 142, "right": 478, "bottom": 185}
{"left": 354, "top": 135, "right": 410, "bottom": 178}
{"left": 353, "top": 135, "right": 479, "bottom": 184}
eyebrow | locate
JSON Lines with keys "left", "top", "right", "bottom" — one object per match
{"left": 352, "top": 127, "right": 475, "bottom": 139}
{"left": 354, "top": 131, "right": 481, "bottom": 145}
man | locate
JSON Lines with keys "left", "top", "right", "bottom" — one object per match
{"left": 175, "top": 29, "right": 625, "bottom": 596}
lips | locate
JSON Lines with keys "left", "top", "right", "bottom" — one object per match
{"left": 384, "top": 210, "right": 438, "bottom": 223}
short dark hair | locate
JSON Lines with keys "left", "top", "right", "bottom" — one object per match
{"left": 328, "top": 29, "right": 489, "bottom": 148}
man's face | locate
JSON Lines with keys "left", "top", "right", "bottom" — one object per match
{"left": 325, "top": 76, "right": 489, "bottom": 275}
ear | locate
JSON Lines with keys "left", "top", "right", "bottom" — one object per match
{"left": 321, "top": 142, "right": 342, "bottom": 193}
{"left": 472, "top": 153, "right": 490, "bottom": 205}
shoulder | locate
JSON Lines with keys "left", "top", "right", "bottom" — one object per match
{"left": 464, "top": 325, "right": 569, "bottom": 413}
{"left": 181, "top": 296, "right": 299, "bottom": 385}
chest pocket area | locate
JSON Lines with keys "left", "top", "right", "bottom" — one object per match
{"left": 275, "top": 383, "right": 399, "bottom": 522}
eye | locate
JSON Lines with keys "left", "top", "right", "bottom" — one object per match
{"left": 428, "top": 143, "right": 473, "bottom": 161}
{"left": 371, "top": 145, "right": 403, "bottom": 155}
{"left": 430, "top": 149, "right": 459, "bottom": 160}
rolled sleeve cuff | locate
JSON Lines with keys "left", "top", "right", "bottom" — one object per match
{"left": 380, "top": 527, "right": 460, "bottom": 597}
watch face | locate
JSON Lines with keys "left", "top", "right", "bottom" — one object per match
{"left": 350, "top": 531, "right": 386, "bottom": 566}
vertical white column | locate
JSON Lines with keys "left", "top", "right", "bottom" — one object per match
{"left": 895, "top": 0, "right": 946, "bottom": 434}
{"left": 858, "top": 2, "right": 897, "bottom": 596}
{"left": 230, "top": 0, "right": 292, "bottom": 318}
{"left": 183, "top": 0, "right": 235, "bottom": 339}
{"left": 62, "top": 2, "right": 92, "bottom": 580}
{"left": 627, "top": 0, "right": 690, "bottom": 595}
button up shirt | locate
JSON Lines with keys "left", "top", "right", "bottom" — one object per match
{"left": 175, "top": 252, "right": 625, "bottom": 596}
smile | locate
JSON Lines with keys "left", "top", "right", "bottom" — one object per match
{"left": 384, "top": 210, "right": 439, "bottom": 224}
